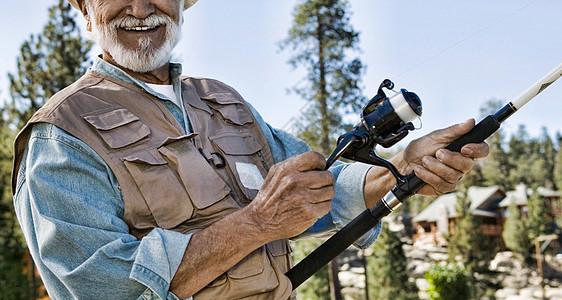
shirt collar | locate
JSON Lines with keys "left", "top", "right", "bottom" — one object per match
{"left": 90, "top": 56, "right": 183, "bottom": 102}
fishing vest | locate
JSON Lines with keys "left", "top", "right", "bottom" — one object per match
{"left": 13, "top": 70, "right": 293, "bottom": 299}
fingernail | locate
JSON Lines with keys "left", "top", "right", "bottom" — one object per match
{"left": 436, "top": 150, "right": 444, "bottom": 161}
{"left": 463, "top": 147, "right": 473, "bottom": 156}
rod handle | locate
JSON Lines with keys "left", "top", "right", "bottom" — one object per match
{"left": 393, "top": 115, "right": 502, "bottom": 199}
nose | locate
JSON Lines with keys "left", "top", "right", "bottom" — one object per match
{"left": 127, "top": 0, "right": 155, "bottom": 19}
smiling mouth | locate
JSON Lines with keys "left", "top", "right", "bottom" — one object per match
{"left": 122, "top": 25, "right": 161, "bottom": 32}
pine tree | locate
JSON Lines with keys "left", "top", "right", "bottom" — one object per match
{"left": 525, "top": 138, "right": 547, "bottom": 189}
{"left": 8, "top": 0, "right": 93, "bottom": 128}
{"left": 506, "top": 125, "right": 531, "bottom": 188}
{"left": 537, "top": 127, "right": 556, "bottom": 189}
{"left": 280, "top": 0, "right": 365, "bottom": 155}
{"left": 1, "top": 0, "right": 92, "bottom": 297}
{"left": 0, "top": 115, "right": 32, "bottom": 299}
{"left": 482, "top": 133, "right": 509, "bottom": 188}
{"left": 502, "top": 200, "right": 529, "bottom": 259}
{"left": 367, "top": 223, "right": 418, "bottom": 300}
{"left": 282, "top": 1, "right": 365, "bottom": 297}
{"left": 554, "top": 134, "right": 562, "bottom": 191}
{"left": 446, "top": 190, "right": 499, "bottom": 298}
{"left": 526, "top": 189, "right": 551, "bottom": 241}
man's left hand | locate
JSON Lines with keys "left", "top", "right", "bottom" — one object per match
{"left": 399, "top": 118, "right": 490, "bottom": 196}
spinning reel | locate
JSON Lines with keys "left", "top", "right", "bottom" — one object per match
{"left": 325, "top": 79, "right": 422, "bottom": 183}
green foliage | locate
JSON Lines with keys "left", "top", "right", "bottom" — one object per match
{"left": 0, "top": 120, "right": 32, "bottom": 297}
{"left": 553, "top": 133, "right": 562, "bottom": 190}
{"left": 280, "top": 0, "right": 365, "bottom": 155}
{"left": 291, "top": 239, "right": 330, "bottom": 299}
{"left": 505, "top": 125, "right": 557, "bottom": 190}
{"left": 502, "top": 201, "right": 529, "bottom": 258}
{"left": 475, "top": 99, "right": 562, "bottom": 192}
{"left": 7, "top": 0, "right": 92, "bottom": 128}
{"left": 1, "top": 0, "right": 92, "bottom": 297}
{"left": 482, "top": 130, "right": 509, "bottom": 188}
{"left": 538, "top": 127, "right": 557, "bottom": 189}
{"left": 446, "top": 190, "right": 499, "bottom": 299}
{"left": 526, "top": 189, "right": 552, "bottom": 241}
{"left": 447, "top": 190, "right": 497, "bottom": 274}
{"left": 555, "top": 134, "right": 562, "bottom": 191}
{"left": 367, "top": 223, "right": 418, "bottom": 300}
{"left": 425, "top": 263, "right": 470, "bottom": 300}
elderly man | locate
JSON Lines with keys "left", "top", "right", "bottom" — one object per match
{"left": 12, "top": 0, "right": 488, "bottom": 299}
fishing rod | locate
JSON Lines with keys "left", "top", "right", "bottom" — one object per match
{"left": 285, "top": 63, "right": 562, "bottom": 290}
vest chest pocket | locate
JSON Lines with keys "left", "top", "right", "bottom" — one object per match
{"left": 123, "top": 149, "right": 194, "bottom": 229}
{"left": 83, "top": 108, "right": 150, "bottom": 149}
{"left": 209, "top": 134, "right": 269, "bottom": 202}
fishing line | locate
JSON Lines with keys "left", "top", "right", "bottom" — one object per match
{"left": 391, "top": 0, "right": 543, "bottom": 79}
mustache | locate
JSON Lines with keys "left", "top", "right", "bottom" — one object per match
{"left": 110, "top": 14, "right": 173, "bottom": 30}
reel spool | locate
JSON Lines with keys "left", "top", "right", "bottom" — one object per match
{"left": 325, "top": 79, "right": 422, "bottom": 183}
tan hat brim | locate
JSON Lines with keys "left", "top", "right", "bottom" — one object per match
{"left": 67, "top": 0, "right": 198, "bottom": 11}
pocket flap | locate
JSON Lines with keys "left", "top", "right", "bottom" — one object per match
{"left": 83, "top": 108, "right": 150, "bottom": 149}
{"left": 202, "top": 92, "right": 242, "bottom": 105}
{"left": 123, "top": 149, "right": 167, "bottom": 165}
{"left": 84, "top": 108, "right": 139, "bottom": 130}
{"left": 159, "top": 133, "right": 199, "bottom": 148}
{"left": 210, "top": 135, "right": 261, "bottom": 156}
{"left": 227, "top": 247, "right": 265, "bottom": 279}
{"left": 202, "top": 93, "right": 253, "bottom": 126}
{"left": 266, "top": 240, "right": 290, "bottom": 257}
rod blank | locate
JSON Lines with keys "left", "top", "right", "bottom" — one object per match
{"left": 511, "top": 63, "right": 562, "bottom": 109}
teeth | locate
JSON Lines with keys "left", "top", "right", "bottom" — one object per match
{"left": 124, "top": 26, "right": 157, "bottom": 31}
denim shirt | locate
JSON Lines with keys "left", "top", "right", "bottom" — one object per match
{"left": 13, "top": 57, "right": 381, "bottom": 300}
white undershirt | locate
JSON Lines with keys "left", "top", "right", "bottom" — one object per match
{"left": 146, "top": 83, "right": 181, "bottom": 108}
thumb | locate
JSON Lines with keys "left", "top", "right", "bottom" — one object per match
{"left": 431, "top": 119, "right": 476, "bottom": 143}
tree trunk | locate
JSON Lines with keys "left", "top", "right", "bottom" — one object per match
{"left": 316, "top": 13, "right": 330, "bottom": 156}
{"left": 328, "top": 259, "right": 343, "bottom": 300}
{"left": 316, "top": 13, "right": 342, "bottom": 300}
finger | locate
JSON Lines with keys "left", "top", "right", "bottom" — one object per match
{"left": 276, "top": 170, "right": 334, "bottom": 191}
{"left": 460, "top": 142, "right": 490, "bottom": 159}
{"left": 414, "top": 166, "right": 457, "bottom": 195}
{"left": 421, "top": 155, "right": 464, "bottom": 184}
{"left": 289, "top": 182, "right": 335, "bottom": 204}
{"left": 430, "top": 119, "right": 476, "bottom": 144}
{"left": 284, "top": 151, "right": 327, "bottom": 172}
{"left": 305, "top": 185, "right": 335, "bottom": 204}
{"left": 305, "top": 170, "right": 336, "bottom": 190}
{"left": 436, "top": 149, "right": 474, "bottom": 174}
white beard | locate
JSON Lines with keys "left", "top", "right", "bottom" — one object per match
{"left": 87, "top": 11, "right": 182, "bottom": 73}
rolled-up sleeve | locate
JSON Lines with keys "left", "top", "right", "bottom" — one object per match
{"left": 247, "top": 103, "right": 382, "bottom": 249}
{"left": 13, "top": 124, "right": 189, "bottom": 300}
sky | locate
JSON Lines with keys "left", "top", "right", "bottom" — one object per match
{"left": 1, "top": 0, "right": 561, "bottom": 149}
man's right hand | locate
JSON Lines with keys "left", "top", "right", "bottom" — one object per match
{"left": 246, "top": 151, "right": 335, "bottom": 241}
{"left": 171, "top": 152, "right": 334, "bottom": 298}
